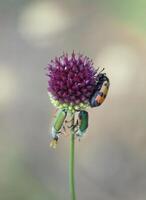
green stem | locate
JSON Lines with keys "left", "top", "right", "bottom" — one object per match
{"left": 69, "top": 114, "right": 76, "bottom": 200}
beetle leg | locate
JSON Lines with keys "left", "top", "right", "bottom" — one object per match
{"left": 74, "top": 127, "right": 79, "bottom": 134}
{"left": 62, "top": 125, "right": 66, "bottom": 133}
{"left": 66, "top": 124, "right": 73, "bottom": 128}
{"left": 50, "top": 135, "right": 59, "bottom": 149}
{"left": 65, "top": 114, "right": 75, "bottom": 124}
{"left": 74, "top": 120, "right": 79, "bottom": 130}
{"left": 52, "top": 108, "right": 58, "bottom": 118}
{"left": 67, "top": 120, "right": 78, "bottom": 129}
{"left": 65, "top": 119, "right": 72, "bottom": 128}
{"left": 75, "top": 119, "right": 79, "bottom": 126}
{"left": 65, "top": 118, "right": 74, "bottom": 128}
{"left": 66, "top": 119, "right": 76, "bottom": 128}
{"left": 64, "top": 129, "right": 70, "bottom": 137}
{"left": 65, "top": 118, "right": 72, "bottom": 123}
{"left": 50, "top": 139, "right": 57, "bottom": 149}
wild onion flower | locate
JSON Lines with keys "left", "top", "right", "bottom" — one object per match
{"left": 46, "top": 52, "right": 98, "bottom": 112}
{"left": 45, "top": 51, "right": 110, "bottom": 200}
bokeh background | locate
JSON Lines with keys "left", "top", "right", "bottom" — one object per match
{"left": 0, "top": 0, "right": 146, "bottom": 200}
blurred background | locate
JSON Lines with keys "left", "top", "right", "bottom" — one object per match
{"left": 0, "top": 0, "right": 146, "bottom": 199}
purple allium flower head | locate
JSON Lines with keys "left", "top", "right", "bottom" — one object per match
{"left": 46, "top": 52, "right": 98, "bottom": 111}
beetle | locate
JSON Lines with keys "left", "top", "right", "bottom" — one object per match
{"left": 50, "top": 109, "right": 67, "bottom": 148}
{"left": 89, "top": 73, "right": 110, "bottom": 107}
{"left": 76, "top": 110, "right": 88, "bottom": 138}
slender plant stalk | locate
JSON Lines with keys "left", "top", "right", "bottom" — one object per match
{"left": 69, "top": 114, "right": 76, "bottom": 200}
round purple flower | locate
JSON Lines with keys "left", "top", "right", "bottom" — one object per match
{"left": 46, "top": 52, "right": 98, "bottom": 112}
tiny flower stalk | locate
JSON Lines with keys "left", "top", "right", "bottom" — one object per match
{"left": 45, "top": 52, "right": 110, "bottom": 200}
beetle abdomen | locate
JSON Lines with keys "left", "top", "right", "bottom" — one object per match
{"left": 77, "top": 110, "right": 88, "bottom": 137}
{"left": 53, "top": 109, "right": 67, "bottom": 131}
{"left": 90, "top": 74, "right": 109, "bottom": 107}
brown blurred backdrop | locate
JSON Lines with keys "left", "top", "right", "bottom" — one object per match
{"left": 0, "top": 0, "right": 146, "bottom": 200}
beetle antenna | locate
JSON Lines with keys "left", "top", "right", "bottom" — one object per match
{"left": 95, "top": 67, "right": 99, "bottom": 73}
{"left": 99, "top": 68, "right": 105, "bottom": 74}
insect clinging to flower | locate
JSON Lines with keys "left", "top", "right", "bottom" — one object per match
{"left": 50, "top": 109, "right": 67, "bottom": 148}
{"left": 46, "top": 51, "right": 110, "bottom": 148}
{"left": 89, "top": 73, "right": 110, "bottom": 107}
{"left": 76, "top": 110, "right": 88, "bottom": 138}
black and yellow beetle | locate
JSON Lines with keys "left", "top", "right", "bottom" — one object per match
{"left": 89, "top": 73, "right": 110, "bottom": 107}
